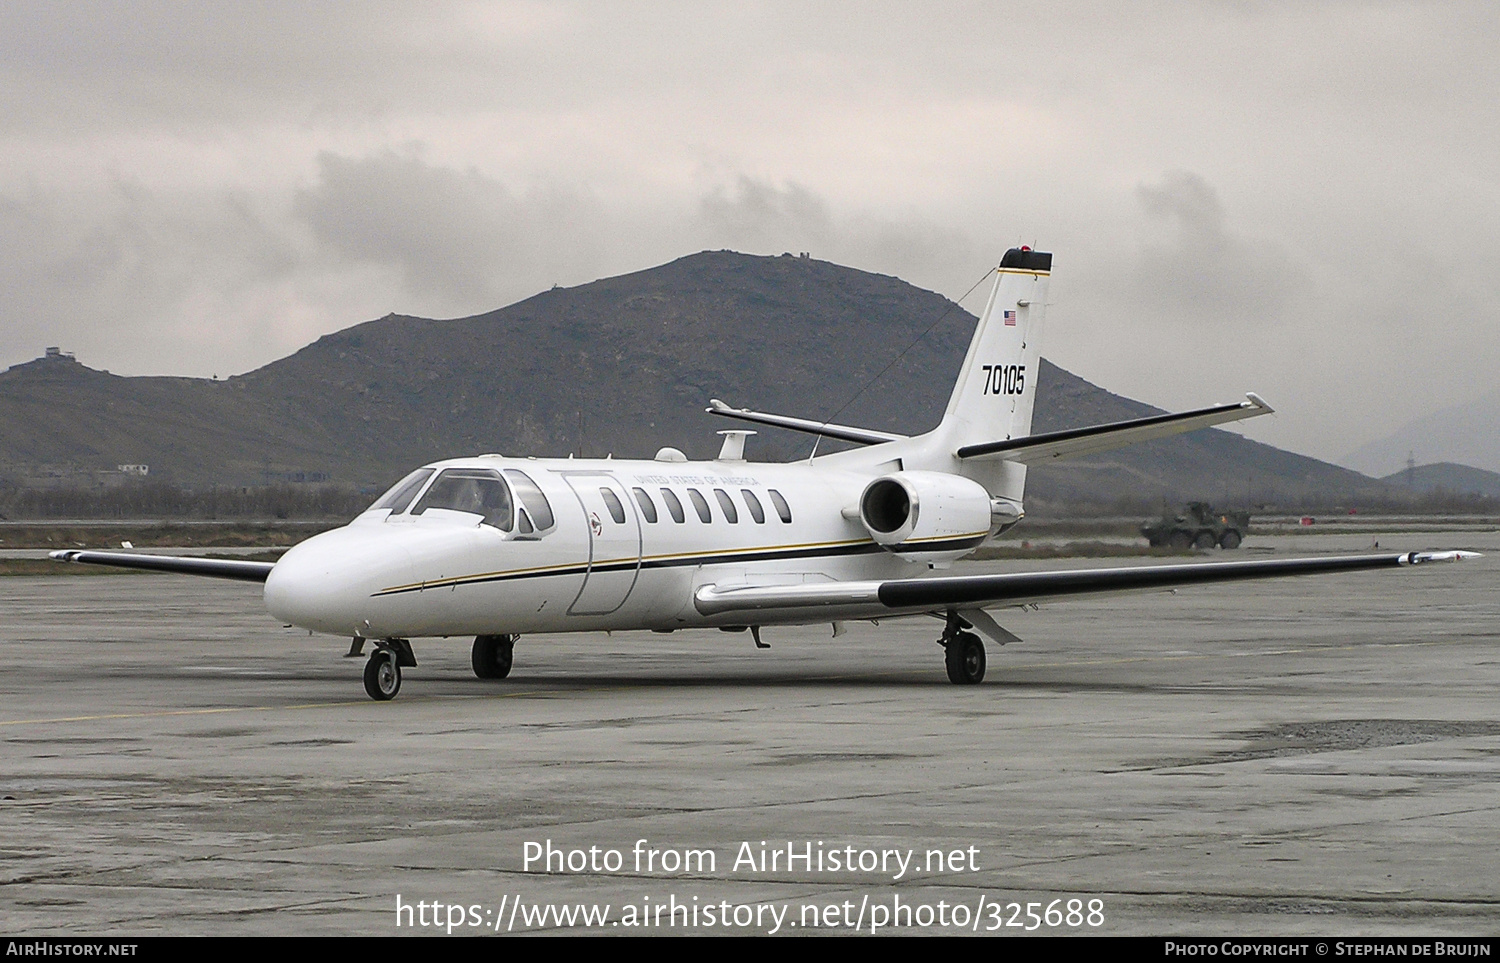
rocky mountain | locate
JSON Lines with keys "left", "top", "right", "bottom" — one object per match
{"left": 2, "top": 250, "right": 1389, "bottom": 509}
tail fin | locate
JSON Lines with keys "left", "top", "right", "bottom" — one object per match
{"left": 938, "top": 247, "right": 1051, "bottom": 449}
{"left": 932, "top": 247, "right": 1050, "bottom": 507}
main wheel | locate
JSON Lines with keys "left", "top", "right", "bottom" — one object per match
{"left": 1193, "top": 531, "right": 1217, "bottom": 549}
{"left": 471, "top": 634, "right": 515, "bottom": 680}
{"left": 1218, "top": 530, "right": 1242, "bottom": 549}
{"left": 944, "top": 631, "right": 986, "bottom": 685}
{"left": 363, "top": 651, "right": 401, "bottom": 700}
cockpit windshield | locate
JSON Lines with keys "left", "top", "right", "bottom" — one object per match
{"left": 411, "top": 468, "right": 513, "bottom": 531}
{"left": 368, "top": 468, "right": 435, "bottom": 515}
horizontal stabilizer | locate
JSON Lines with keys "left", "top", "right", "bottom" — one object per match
{"left": 956, "top": 393, "right": 1273, "bottom": 463}
{"left": 707, "top": 399, "right": 905, "bottom": 447}
{"left": 50, "top": 550, "right": 275, "bottom": 583}
{"left": 694, "top": 550, "right": 1478, "bottom": 618}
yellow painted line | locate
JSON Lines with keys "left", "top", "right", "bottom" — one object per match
{"left": 0, "top": 686, "right": 625, "bottom": 728}
{"left": 3, "top": 638, "right": 1462, "bottom": 728}
{"left": 0, "top": 700, "right": 365, "bottom": 727}
{"left": 1004, "top": 637, "right": 1461, "bottom": 672}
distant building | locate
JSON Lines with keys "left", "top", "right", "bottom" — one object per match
{"left": 117, "top": 464, "right": 150, "bottom": 476}
{"left": 44, "top": 347, "right": 76, "bottom": 360}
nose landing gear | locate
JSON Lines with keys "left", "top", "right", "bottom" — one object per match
{"left": 362, "top": 639, "right": 417, "bottom": 701}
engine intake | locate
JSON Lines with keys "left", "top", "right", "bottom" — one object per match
{"left": 857, "top": 471, "right": 994, "bottom": 562}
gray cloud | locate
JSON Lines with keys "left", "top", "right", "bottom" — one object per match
{"left": 293, "top": 151, "right": 608, "bottom": 313}
{"left": 1, "top": 1, "right": 1497, "bottom": 466}
{"left": 695, "top": 178, "right": 834, "bottom": 255}
{"left": 1132, "top": 170, "right": 1303, "bottom": 326}
{"left": 0, "top": 178, "right": 317, "bottom": 374}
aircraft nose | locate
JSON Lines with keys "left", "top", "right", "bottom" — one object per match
{"left": 265, "top": 526, "right": 409, "bottom": 636}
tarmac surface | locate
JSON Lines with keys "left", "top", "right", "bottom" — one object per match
{"left": 2, "top": 528, "right": 1497, "bottom": 936}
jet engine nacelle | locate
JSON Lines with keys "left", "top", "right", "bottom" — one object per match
{"left": 858, "top": 470, "right": 994, "bottom": 563}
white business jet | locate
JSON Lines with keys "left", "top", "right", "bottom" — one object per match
{"left": 52, "top": 247, "right": 1477, "bottom": 699}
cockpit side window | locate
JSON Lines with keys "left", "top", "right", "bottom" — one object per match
{"left": 369, "top": 468, "right": 435, "bottom": 515}
{"left": 503, "top": 470, "right": 555, "bottom": 531}
{"left": 412, "top": 468, "right": 513, "bottom": 531}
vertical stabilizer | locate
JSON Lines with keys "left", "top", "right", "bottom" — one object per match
{"left": 933, "top": 247, "right": 1050, "bottom": 506}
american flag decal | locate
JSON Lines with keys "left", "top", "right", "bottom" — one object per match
{"left": 1003, "top": 310, "right": 1017, "bottom": 326}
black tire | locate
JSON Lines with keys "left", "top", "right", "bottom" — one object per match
{"left": 1168, "top": 531, "right": 1193, "bottom": 550}
{"left": 471, "top": 634, "right": 515, "bottom": 680}
{"left": 1193, "top": 531, "right": 1217, "bottom": 549}
{"left": 944, "top": 631, "right": 986, "bottom": 685}
{"left": 363, "top": 651, "right": 401, "bottom": 701}
{"left": 1218, "top": 530, "right": 1242, "bottom": 549}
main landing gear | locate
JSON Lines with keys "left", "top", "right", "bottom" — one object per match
{"left": 471, "top": 634, "right": 516, "bottom": 680}
{"left": 940, "top": 613, "right": 986, "bottom": 685}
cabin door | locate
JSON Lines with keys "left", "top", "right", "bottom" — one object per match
{"left": 562, "top": 473, "right": 643, "bottom": 616}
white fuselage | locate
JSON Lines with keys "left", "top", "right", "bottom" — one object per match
{"left": 263, "top": 453, "right": 976, "bottom": 640}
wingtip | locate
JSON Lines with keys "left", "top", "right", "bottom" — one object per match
{"left": 1402, "top": 550, "right": 1484, "bottom": 565}
{"left": 1245, "top": 392, "right": 1274, "bottom": 413}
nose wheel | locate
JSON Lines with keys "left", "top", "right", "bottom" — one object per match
{"left": 363, "top": 650, "right": 401, "bottom": 700}
{"left": 362, "top": 639, "right": 416, "bottom": 700}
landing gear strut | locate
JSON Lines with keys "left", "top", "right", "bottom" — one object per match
{"left": 363, "top": 639, "right": 416, "bottom": 701}
{"left": 940, "top": 613, "right": 986, "bottom": 685}
{"left": 471, "top": 634, "right": 516, "bottom": 679}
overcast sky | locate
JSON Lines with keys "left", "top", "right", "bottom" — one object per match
{"left": 2, "top": 1, "right": 1495, "bottom": 465}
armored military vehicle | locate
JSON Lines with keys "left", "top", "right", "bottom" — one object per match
{"left": 1142, "top": 502, "right": 1250, "bottom": 549}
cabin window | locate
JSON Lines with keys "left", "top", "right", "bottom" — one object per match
{"left": 713, "top": 488, "right": 739, "bottom": 523}
{"left": 660, "top": 488, "right": 685, "bottom": 523}
{"left": 600, "top": 488, "right": 627, "bottom": 524}
{"left": 504, "top": 470, "right": 555, "bottom": 530}
{"left": 687, "top": 488, "right": 712, "bottom": 523}
{"left": 768, "top": 489, "right": 792, "bottom": 523}
{"left": 741, "top": 489, "right": 765, "bottom": 524}
{"left": 631, "top": 487, "right": 658, "bottom": 523}
{"left": 370, "top": 468, "right": 434, "bottom": 514}
{"left": 412, "top": 468, "right": 513, "bottom": 531}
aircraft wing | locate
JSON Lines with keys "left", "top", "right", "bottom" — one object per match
{"left": 957, "top": 394, "right": 1273, "bottom": 463}
{"left": 49, "top": 550, "right": 275, "bottom": 583}
{"left": 694, "top": 551, "right": 1479, "bottom": 618}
